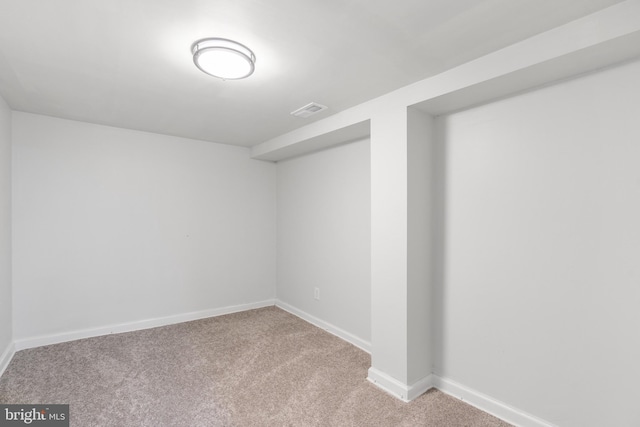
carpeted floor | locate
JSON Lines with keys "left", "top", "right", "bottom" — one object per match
{"left": 0, "top": 307, "right": 512, "bottom": 426}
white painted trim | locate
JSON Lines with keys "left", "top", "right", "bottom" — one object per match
{"left": 275, "top": 299, "right": 371, "bottom": 353}
{"left": 368, "top": 367, "right": 410, "bottom": 402}
{"left": 367, "top": 370, "right": 555, "bottom": 425}
{"left": 13, "top": 299, "right": 276, "bottom": 351}
{"left": 367, "top": 367, "right": 434, "bottom": 402}
{"left": 432, "top": 375, "right": 556, "bottom": 427}
{"left": 0, "top": 341, "right": 16, "bottom": 378}
{"left": 407, "top": 374, "right": 435, "bottom": 401}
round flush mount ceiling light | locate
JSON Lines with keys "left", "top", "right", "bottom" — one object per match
{"left": 191, "top": 37, "right": 256, "bottom": 80}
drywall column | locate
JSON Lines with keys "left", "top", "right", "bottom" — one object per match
{"left": 407, "top": 108, "right": 433, "bottom": 391}
{"left": 368, "top": 106, "right": 433, "bottom": 401}
{"left": 0, "top": 94, "right": 12, "bottom": 371}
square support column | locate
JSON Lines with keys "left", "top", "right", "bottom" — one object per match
{"left": 368, "top": 106, "right": 434, "bottom": 401}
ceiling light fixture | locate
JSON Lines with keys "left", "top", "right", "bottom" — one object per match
{"left": 191, "top": 37, "right": 256, "bottom": 80}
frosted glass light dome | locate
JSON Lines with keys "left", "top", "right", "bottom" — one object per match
{"left": 191, "top": 38, "right": 256, "bottom": 80}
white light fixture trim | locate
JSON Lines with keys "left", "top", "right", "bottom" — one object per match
{"left": 191, "top": 38, "right": 256, "bottom": 80}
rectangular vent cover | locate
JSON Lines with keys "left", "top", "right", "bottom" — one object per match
{"left": 290, "top": 102, "right": 328, "bottom": 118}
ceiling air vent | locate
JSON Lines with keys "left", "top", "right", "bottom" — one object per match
{"left": 290, "top": 102, "right": 328, "bottom": 118}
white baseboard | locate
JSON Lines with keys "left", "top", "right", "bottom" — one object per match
{"left": 0, "top": 341, "right": 16, "bottom": 378}
{"left": 432, "top": 375, "right": 556, "bottom": 427}
{"left": 275, "top": 300, "right": 371, "bottom": 353}
{"left": 367, "top": 367, "right": 434, "bottom": 402}
{"left": 13, "top": 299, "right": 276, "bottom": 351}
{"left": 5, "top": 299, "right": 554, "bottom": 427}
{"left": 408, "top": 374, "right": 435, "bottom": 401}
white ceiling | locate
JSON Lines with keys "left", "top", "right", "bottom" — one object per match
{"left": 0, "top": 0, "right": 623, "bottom": 147}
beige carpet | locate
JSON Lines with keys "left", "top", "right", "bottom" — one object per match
{"left": 0, "top": 307, "right": 512, "bottom": 426}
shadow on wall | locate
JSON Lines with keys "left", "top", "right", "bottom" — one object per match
{"left": 432, "top": 116, "right": 448, "bottom": 377}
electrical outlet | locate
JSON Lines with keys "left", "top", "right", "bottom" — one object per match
{"left": 314, "top": 287, "right": 320, "bottom": 300}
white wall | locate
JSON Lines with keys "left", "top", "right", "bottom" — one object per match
{"left": 277, "top": 140, "right": 371, "bottom": 344}
{"left": 12, "top": 113, "right": 276, "bottom": 342}
{"left": 0, "top": 95, "right": 11, "bottom": 359}
{"left": 435, "top": 59, "right": 640, "bottom": 427}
